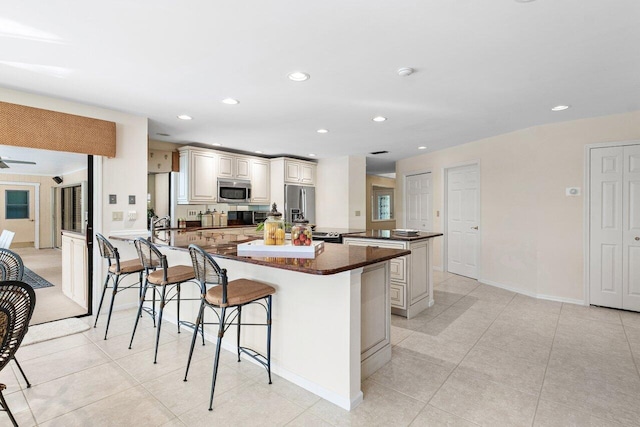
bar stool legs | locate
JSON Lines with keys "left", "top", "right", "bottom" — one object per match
{"left": 208, "top": 306, "right": 227, "bottom": 411}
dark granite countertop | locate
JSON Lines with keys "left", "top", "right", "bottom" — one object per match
{"left": 111, "top": 229, "right": 409, "bottom": 275}
{"left": 344, "top": 230, "right": 443, "bottom": 241}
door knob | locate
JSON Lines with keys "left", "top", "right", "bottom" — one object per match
{"left": 636, "top": 237, "right": 640, "bottom": 241}
{"left": 471, "top": 226, "right": 478, "bottom": 230}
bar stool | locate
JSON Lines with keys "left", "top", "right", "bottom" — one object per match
{"left": 94, "top": 233, "right": 146, "bottom": 340}
{"left": 184, "top": 244, "right": 275, "bottom": 411}
{"left": 129, "top": 238, "right": 196, "bottom": 363}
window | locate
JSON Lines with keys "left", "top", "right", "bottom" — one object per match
{"left": 61, "top": 185, "right": 83, "bottom": 231}
{"left": 6, "top": 190, "right": 29, "bottom": 219}
{"left": 371, "top": 186, "right": 394, "bottom": 221}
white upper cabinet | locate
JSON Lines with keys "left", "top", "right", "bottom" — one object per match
{"left": 250, "top": 158, "right": 270, "bottom": 203}
{"left": 284, "top": 159, "right": 316, "bottom": 185}
{"left": 177, "top": 147, "right": 218, "bottom": 204}
{"left": 219, "top": 153, "right": 251, "bottom": 180}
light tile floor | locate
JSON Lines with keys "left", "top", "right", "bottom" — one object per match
{"left": 2, "top": 271, "right": 640, "bottom": 426}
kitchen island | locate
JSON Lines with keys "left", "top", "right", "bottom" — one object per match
{"left": 110, "top": 229, "right": 409, "bottom": 410}
{"left": 343, "top": 230, "right": 443, "bottom": 318}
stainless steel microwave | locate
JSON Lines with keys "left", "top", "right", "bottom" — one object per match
{"left": 217, "top": 179, "right": 251, "bottom": 203}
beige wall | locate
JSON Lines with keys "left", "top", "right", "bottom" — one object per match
{"left": 317, "top": 156, "right": 366, "bottom": 229}
{"left": 366, "top": 175, "right": 396, "bottom": 230}
{"left": 396, "top": 110, "right": 640, "bottom": 303}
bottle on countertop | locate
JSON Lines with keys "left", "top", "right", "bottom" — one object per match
{"left": 263, "top": 203, "right": 285, "bottom": 245}
{"left": 220, "top": 211, "right": 228, "bottom": 227}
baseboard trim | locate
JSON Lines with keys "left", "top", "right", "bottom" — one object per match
{"left": 160, "top": 312, "right": 363, "bottom": 411}
{"left": 478, "top": 278, "right": 586, "bottom": 306}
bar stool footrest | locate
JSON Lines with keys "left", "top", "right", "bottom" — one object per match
{"left": 239, "top": 346, "right": 269, "bottom": 371}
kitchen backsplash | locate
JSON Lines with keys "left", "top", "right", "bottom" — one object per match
{"left": 175, "top": 203, "right": 270, "bottom": 221}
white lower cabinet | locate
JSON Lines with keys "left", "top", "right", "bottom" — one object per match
{"left": 62, "top": 231, "right": 88, "bottom": 309}
{"left": 343, "top": 237, "right": 434, "bottom": 318}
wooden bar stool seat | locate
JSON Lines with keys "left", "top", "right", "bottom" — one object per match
{"left": 184, "top": 244, "right": 275, "bottom": 411}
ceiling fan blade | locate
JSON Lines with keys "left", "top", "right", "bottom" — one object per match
{"left": 0, "top": 161, "right": 9, "bottom": 169}
{"left": 2, "top": 160, "right": 36, "bottom": 165}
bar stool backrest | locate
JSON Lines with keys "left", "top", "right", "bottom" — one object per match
{"left": 134, "top": 238, "right": 166, "bottom": 272}
{"left": 188, "top": 244, "right": 228, "bottom": 303}
{"left": 95, "top": 233, "right": 120, "bottom": 269}
{"left": 0, "top": 249, "right": 24, "bottom": 281}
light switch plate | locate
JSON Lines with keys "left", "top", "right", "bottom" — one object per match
{"left": 355, "top": 210, "right": 361, "bottom": 217}
{"left": 109, "top": 194, "right": 117, "bottom": 204}
{"left": 128, "top": 195, "right": 136, "bottom": 204}
{"left": 112, "top": 211, "right": 123, "bottom": 221}
{"left": 127, "top": 211, "right": 137, "bottom": 221}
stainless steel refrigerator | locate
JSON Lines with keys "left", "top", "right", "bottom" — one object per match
{"left": 285, "top": 184, "right": 316, "bottom": 224}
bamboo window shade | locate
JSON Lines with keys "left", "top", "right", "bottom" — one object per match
{"left": 0, "top": 101, "right": 116, "bottom": 157}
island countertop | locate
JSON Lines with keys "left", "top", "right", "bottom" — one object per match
{"left": 111, "top": 229, "right": 410, "bottom": 276}
{"left": 344, "top": 230, "right": 443, "bottom": 241}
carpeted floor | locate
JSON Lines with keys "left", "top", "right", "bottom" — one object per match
{"left": 23, "top": 266, "right": 55, "bottom": 290}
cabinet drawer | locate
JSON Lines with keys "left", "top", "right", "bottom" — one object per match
{"left": 389, "top": 256, "right": 406, "bottom": 282}
{"left": 343, "top": 238, "right": 406, "bottom": 250}
{"left": 390, "top": 283, "right": 406, "bottom": 309}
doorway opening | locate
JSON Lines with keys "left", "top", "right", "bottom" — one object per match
{"left": 0, "top": 145, "right": 92, "bottom": 324}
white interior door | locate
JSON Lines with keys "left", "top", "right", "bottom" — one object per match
{"left": 623, "top": 145, "right": 640, "bottom": 311}
{"left": 447, "top": 164, "right": 479, "bottom": 279}
{"left": 405, "top": 173, "right": 432, "bottom": 231}
{"left": 590, "top": 144, "right": 640, "bottom": 311}
{"left": 0, "top": 185, "right": 36, "bottom": 247}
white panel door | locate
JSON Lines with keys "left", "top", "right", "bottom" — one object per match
{"left": 590, "top": 144, "right": 640, "bottom": 311}
{"left": 590, "top": 147, "right": 624, "bottom": 308}
{"left": 623, "top": 145, "right": 640, "bottom": 311}
{"left": 405, "top": 173, "right": 432, "bottom": 231}
{"left": 447, "top": 164, "right": 479, "bottom": 279}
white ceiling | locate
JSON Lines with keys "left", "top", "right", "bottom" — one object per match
{"left": 0, "top": 145, "right": 86, "bottom": 176}
{"left": 1, "top": 1, "right": 638, "bottom": 174}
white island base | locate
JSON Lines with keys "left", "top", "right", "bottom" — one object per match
{"left": 109, "top": 239, "right": 398, "bottom": 410}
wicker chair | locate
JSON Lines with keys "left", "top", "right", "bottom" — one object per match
{"left": 0, "top": 249, "right": 31, "bottom": 389}
{"left": 129, "top": 238, "right": 196, "bottom": 363}
{"left": 0, "top": 281, "right": 36, "bottom": 426}
{"left": 184, "top": 244, "right": 275, "bottom": 410}
{"left": 94, "top": 233, "right": 146, "bottom": 340}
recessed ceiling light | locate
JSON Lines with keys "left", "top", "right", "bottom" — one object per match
{"left": 551, "top": 105, "right": 570, "bottom": 111}
{"left": 309, "top": 153, "right": 316, "bottom": 157}
{"left": 177, "top": 114, "right": 192, "bottom": 120}
{"left": 255, "top": 150, "right": 263, "bottom": 154}
{"left": 418, "top": 146, "right": 427, "bottom": 150}
{"left": 397, "top": 67, "right": 414, "bottom": 76}
{"left": 288, "top": 71, "right": 310, "bottom": 82}
{"left": 372, "top": 116, "right": 387, "bottom": 122}
{"left": 156, "top": 133, "right": 170, "bottom": 137}
{"left": 212, "top": 143, "right": 222, "bottom": 146}
{"left": 317, "top": 129, "right": 329, "bottom": 134}
{"left": 222, "top": 98, "right": 239, "bottom": 105}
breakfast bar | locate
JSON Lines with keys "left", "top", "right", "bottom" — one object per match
{"left": 110, "top": 229, "right": 409, "bottom": 410}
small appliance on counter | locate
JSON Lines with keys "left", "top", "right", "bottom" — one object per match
{"left": 227, "top": 210, "right": 269, "bottom": 225}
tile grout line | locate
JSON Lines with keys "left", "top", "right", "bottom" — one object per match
{"left": 418, "top": 285, "right": 518, "bottom": 426}
{"left": 529, "top": 302, "right": 563, "bottom": 427}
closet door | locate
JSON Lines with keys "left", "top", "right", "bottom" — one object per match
{"left": 590, "top": 147, "right": 624, "bottom": 308}
{"left": 590, "top": 144, "right": 640, "bottom": 311}
{"left": 623, "top": 145, "right": 640, "bottom": 311}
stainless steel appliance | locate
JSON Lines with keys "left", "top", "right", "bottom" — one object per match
{"left": 228, "top": 211, "right": 269, "bottom": 225}
{"left": 285, "top": 184, "right": 316, "bottom": 224}
{"left": 217, "top": 179, "right": 251, "bottom": 203}
{"left": 311, "top": 231, "right": 343, "bottom": 244}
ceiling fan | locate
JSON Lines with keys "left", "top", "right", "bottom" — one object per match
{"left": 0, "top": 157, "right": 36, "bottom": 169}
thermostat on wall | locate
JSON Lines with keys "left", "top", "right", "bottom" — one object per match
{"left": 566, "top": 187, "right": 581, "bottom": 196}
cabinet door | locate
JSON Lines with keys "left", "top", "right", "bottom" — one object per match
{"left": 218, "top": 154, "right": 234, "bottom": 179}
{"left": 251, "top": 159, "right": 270, "bottom": 203}
{"left": 190, "top": 151, "right": 217, "bottom": 203}
{"left": 236, "top": 157, "right": 251, "bottom": 180}
{"left": 300, "top": 163, "right": 315, "bottom": 184}
{"left": 285, "top": 160, "right": 301, "bottom": 183}
{"left": 177, "top": 152, "right": 189, "bottom": 204}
